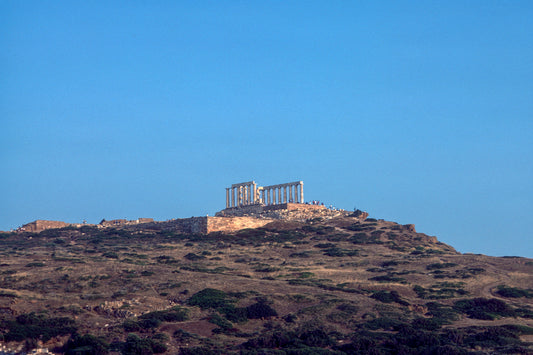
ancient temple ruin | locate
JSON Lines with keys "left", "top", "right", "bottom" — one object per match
{"left": 225, "top": 180, "right": 304, "bottom": 208}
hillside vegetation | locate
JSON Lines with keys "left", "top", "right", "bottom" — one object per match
{"left": 0, "top": 215, "right": 532, "bottom": 354}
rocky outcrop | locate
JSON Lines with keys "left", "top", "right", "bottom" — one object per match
{"left": 216, "top": 203, "right": 360, "bottom": 223}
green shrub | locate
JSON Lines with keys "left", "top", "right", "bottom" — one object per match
{"left": 187, "top": 288, "right": 231, "bottom": 310}
{"left": 64, "top": 334, "right": 109, "bottom": 355}
{"left": 2, "top": 313, "right": 77, "bottom": 342}
{"left": 0, "top": 291, "right": 18, "bottom": 298}
{"left": 173, "top": 329, "right": 198, "bottom": 342}
{"left": 313, "top": 243, "right": 336, "bottom": 249}
{"left": 253, "top": 265, "right": 280, "bottom": 273}
{"left": 123, "top": 318, "right": 160, "bottom": 331}
{"left": 425, "top": 302, "right": 460, "bottom": 324}
{"left": 454, "top": 298, "right": 515, "bottom": 320}
{"left": 371, "top": 290, "right": 409, "bottom": 306}
{"left": 413, "top": 283, "right": 467, "bottom": 299}
{"left": 25, "top": 262, "right": 45, "bottom": 267}
{"left": 153, "top": 255, "right": 179, "bottom": 264}
{"left": 236, "top": 228, "right": 267, "bottom": 238}
{"left": 496, "top": 285, "right": 533, "bottom": 299}
{"left": 246, "top": 301, "right": 278, "bottom": 319}
{"left": 140, "top": 306, "right": 189, "bottom": 322}
{"left": 184, "top": 253, "right": 205, "bottom": 261}
{"left": 208, "top": 313, "right": 233, "bottom": 330}
{"left": 364, "top": 317, "right": 405, "bottom": 331}
{"left": 123, "top": 308, "right": 188, "bottom": 331}
{"left": 323, "top": 247, "right": 358, "bottom": 257}
{"left": 122, "top": 333, "right": 167, "bottom": 355}
{"left": 427, "top": 262, "right": 457, "bottom": 270}
{"left": 411, "top": 317, "right": 442, "bottom": 330}
{"left": 381, "top": 260, "right": 401, "bottom": 267}
{"left": 219, "top": 305, "right": 248, "bottom": 323}
{"left": 242, "top": 325, "right": 334, "bottom": 350}
{"left": 336, "top": 303, "right": 359, "bottom": 315}
{"left": 350, "top": 233, "right": 382, "bottom": 244}
{"left": 515, "top": 307, "right": 533, "bottom": 318}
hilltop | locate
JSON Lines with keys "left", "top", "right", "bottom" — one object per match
{"left": 0, "top": 210, "right": 532, "bottom": 354}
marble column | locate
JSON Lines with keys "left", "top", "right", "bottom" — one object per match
{"left": 299, "top": 181, "right": 304, "bottom": 203}
{"left": 289, "top": 185, "right": 293, "bottom": 203}
{"left": 226, "top": 188, "right": 230, "bottom": 208}
{"left": 251, "top": 183, "right": 256, "bottom": 204}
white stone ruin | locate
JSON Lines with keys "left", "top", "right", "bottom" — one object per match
{"left": 225, "top": 180, "right": 304, "bottom": 208}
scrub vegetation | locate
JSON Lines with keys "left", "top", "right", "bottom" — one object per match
{"left": 0, "top": 216, "right": 532, "bottom": 354}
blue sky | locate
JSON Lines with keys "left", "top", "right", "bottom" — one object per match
{"left": 1, "top": 2, "right": 532, "bottom": 257}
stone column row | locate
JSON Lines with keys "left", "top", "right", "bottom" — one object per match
{"left": 261, "top": 181, "right": 304, "bottom": 206}
{"left": 227, "top": 182, "right": 258, "bottom": 208}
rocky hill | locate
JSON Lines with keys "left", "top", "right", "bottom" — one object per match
{"left": 0, "top": 212, "right": 532, "bottom": 354}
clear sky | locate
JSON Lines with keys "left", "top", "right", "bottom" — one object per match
{"left": 1, "top": 2, "right": 532, "bottom": 257}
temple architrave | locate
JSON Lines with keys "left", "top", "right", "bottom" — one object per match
{"left": 225, "top": 180, "right": 304, "bottom": 208}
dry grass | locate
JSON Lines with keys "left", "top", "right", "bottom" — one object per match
{"left": 0, "top": 217, "right": 531, "bottom": 353}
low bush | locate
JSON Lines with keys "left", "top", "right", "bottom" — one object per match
{"left": 323, "top": 247, "right": 358, "bottom": 257}
{"left": 184, "top": 253, "right": 205, "bottom": 261}
{"left": 154, "top": 255, "right": 179, "bottom": 264}
{"left": 350, "top": 233, "right": 382, "bottom": 244}
{"left": 411, "top": 317, "right": 442, "bottom": 331}
{"left": 427, "top": 262, "right": 458, "bottom": 270}
{"left": 413, "top": 283, "right": 467, "bottom": 299}
{"left": 381, "top": 260, "right": 402, "bottom": 267}
{"left": 313, "top": 243, "right": 336, "bottom": 249}
{"left": 454, "top": 298, "right": 515, "bottom": 320}
{"left": 0, "top": 291, "right": 18, "bottom": 298}
{"left": 140, "top": 306, "right": 189, "bottom": 322}
{"left": 173, "top": 329, "right": 199, "bottom": 343}
{"left": 122, "top": 333, "right": 168, "bottom": 354}
{"left": 246, "top": 301, "right": 278, "bottom": 319}
{"left": 515, "top": 307, "right": 533, "bottom": 318}
{"left": 371, "top": 290, "right": 409, "bottom": 306}
{"left": 187, "top": 288, "right": 232, "bottom": 310}
{"left": 363, "top": 317, "right": 405, "bottom": 331}
{"left": 496, "top": 285, "right": 533, "bottom": 298}
{"left": 2, "top": 313, "right": 77, "bottom": 342}
{"left": 25, "top": 262, "right": 45, "bottom": 267}
{"left": 425, "top": 302, "right": 460, "bottom": 324}
{"left": 242, "top": 325, "right": 335, "bottom": 350}
{"left": 64, "top": 334, "right": 109, "bottom": 355}
{"left": 208, "top": 313, "right": 233, "bottom": 330}
{"left": 123, "top": 307, "right": 188, "bottom": 331}
{"left": 253, "top": 265, "right": 280, "bottom": 273}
